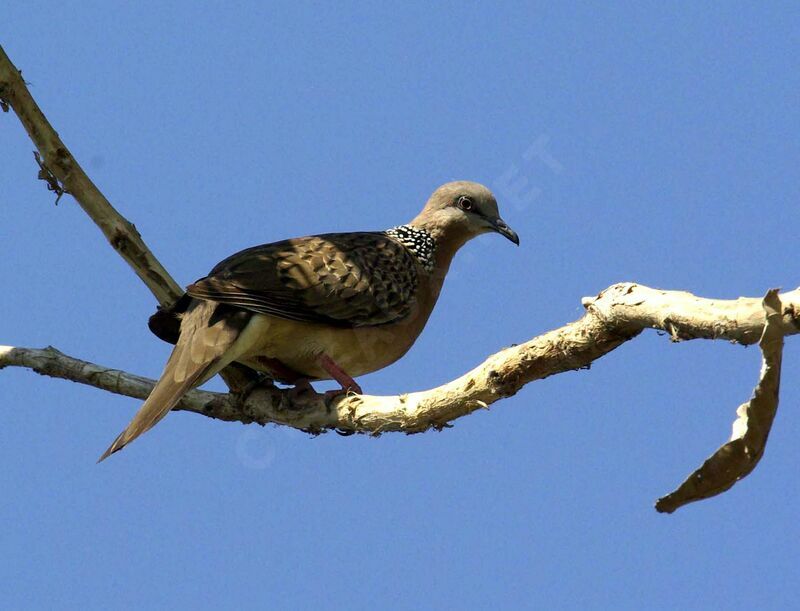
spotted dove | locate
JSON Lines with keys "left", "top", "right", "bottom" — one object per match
{"left": 99, "top": 181, "right": 518, "bottom": 461}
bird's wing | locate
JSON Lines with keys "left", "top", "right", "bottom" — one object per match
{"left": 98, "top": 300, "right": 250, "bottom": 461}
{"left": 185, "top": 232, "right": 420, "bottom": 327}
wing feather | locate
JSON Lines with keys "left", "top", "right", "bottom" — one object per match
{"left": 186, "top": 232, "right": 419, "bottom": 327}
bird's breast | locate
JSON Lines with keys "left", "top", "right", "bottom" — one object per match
{"left": 235, "top": 283, "right": 439, "bottom": 381}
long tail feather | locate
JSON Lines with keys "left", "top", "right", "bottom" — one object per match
{"left": 98, "top": 300, "right": 250, "bottom": 462}
{"left": 97, "top": 358, "right": 209, "bottom": 462}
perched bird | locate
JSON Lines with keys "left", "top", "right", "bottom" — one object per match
{"left": 99, "top": 181, "right": 518, "bottom": 461}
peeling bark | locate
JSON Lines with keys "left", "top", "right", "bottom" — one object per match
{"left": 655, "top": 290, "right": 785, "bottom": 513}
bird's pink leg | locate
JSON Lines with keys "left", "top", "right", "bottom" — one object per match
{"left": 318, "top": 354, "right": 363, "bottom": 395}
{"left": 286, "top": 354, "right": 362, "bottom": 403}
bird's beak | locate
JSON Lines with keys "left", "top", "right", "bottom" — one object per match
{"left": 490, "top": 217, "right": 520, "bottom": 245}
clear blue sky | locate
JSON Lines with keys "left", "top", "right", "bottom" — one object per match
{"left": 3, "top": 3, "right": 799, "bottom": 609}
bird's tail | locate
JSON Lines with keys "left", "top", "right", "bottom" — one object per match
{"left": 97, "top": 356, "right": 208, "bottom": 462}
{"left": 98, "top": 300, "right": 250, "bottom": 462}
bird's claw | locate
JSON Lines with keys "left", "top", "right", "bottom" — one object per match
{"left": 233, "top": 373, "right": 275, "bottom": 408}
{"left": 286, "top": 380, "right": 362, "bottom": 410}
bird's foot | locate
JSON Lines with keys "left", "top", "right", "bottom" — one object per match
{"left": 318, "top": 354, "right": 363, "bottom": 395}
{"left": 287, "top": 378, "right": 317, "bottom": 402}
{"left": 323, "top": 388, "right": 355, "bottom": 402}
{"left": 286, "top": 378, "right": 361, "bottom": 411}
{"left": 285, "top": 354, "right": 361, "bottom": 409}
{"left": 232, "top": 373, "right": 276, "bottom": 409}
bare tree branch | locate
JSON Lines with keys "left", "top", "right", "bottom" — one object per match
{"left": 0, "top": 44, "right": 182, "bottom": 307}
{"left": 582, "top": 284, "right": 800, "bottom": 344}
{"left": 3, "top": 283, "right": 798, "bottom": 436}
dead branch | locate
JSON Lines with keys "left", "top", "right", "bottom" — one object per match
{"left": 3, "top": 284, "right": 797, "bottom": 435}
{"left": 655, "top": 290, "right": 785, "bottom": 513}
{"left": 2, "top": 283, "right": 797, "bottom": 512}
{"left": 0, "top": 44, "right": 181, "bottom": 307}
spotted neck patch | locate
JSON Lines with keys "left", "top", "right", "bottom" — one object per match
{"left": 385, "top": 225, "right": 436, "bottom": 272}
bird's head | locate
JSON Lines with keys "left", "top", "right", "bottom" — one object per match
{"left": 411, "top": 181, "right": 519, "bottom": 247}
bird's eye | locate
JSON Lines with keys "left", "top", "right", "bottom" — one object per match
{"left": 457, "top": 196, "right": 474, "bottom": 211}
